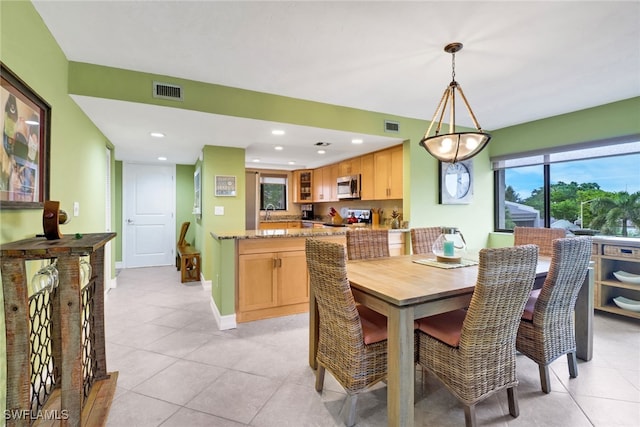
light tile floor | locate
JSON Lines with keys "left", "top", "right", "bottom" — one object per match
{"left": 105, "top": 266, "right": 640, "bottom": 426}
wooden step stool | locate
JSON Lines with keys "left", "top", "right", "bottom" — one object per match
{"left": 177, "top": 245, "right": 200, "bottom": 283}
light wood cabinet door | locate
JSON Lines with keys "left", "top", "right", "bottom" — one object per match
{"left": 293, "top": 170, "right": 313, "bottom": 203}
{"left": 388, "top": 145, "right": 403, "bottom": 199}
{"left": 238, "top": 253, "right": 278, "bottom": 312}
{"left": 360, "top": 154, "right": 375, "bottom": 200}
{"left": 313, "top": 167, "right": 325, "bottom": 202}
{"left": 374, "top": 145, "right": 403, "bottom": 200}
{"left": 339, "top": 158, "right": 361, "bottom": 176}
{"left": 278, "top": 251, "right": 309, "bottom": 305}
{"left": 325, "top": 164, "right": 339, "bottom": 201}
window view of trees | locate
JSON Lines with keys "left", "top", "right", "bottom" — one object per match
{"left": 260, "top": 175, "right": 287, "bottom": 210}
{"left": 496, "top": 151, "right": 640, "bottom": 237}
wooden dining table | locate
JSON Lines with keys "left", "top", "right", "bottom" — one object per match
{"left": 308, "top": 254, "right": 594, "bottom": 427}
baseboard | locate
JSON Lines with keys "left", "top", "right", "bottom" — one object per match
{"left": 115, "top": 261, "right": 124, "bottom": 270}
{"left": 201, "top": 273, "right": 212, "bottom": 291}
{"left": 209, "top": 295, "right": 236, "bottom": 330}
{"left": 105, "top": 276, "right": 117, "bottom": 295}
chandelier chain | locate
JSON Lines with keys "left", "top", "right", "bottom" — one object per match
{"left": 451, "top": 52, "right": 456, "bottom": 81}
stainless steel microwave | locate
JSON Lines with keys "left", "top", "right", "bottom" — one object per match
{"left": 337, "top": 174, "right": 361, "bottom": 200}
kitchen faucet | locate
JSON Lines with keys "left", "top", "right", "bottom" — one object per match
{"left": 265, "top": 203, "right": 276, "bottom": 220}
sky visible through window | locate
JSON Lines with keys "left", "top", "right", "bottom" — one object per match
{"left": 506, "top": 154, "right": 640, "bottom": 199}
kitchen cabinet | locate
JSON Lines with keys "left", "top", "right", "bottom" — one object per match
{"left": 237, "top": 238, "right": 310, "bottom": 322}
{"left": 339, "top": 158, "right": 361, "bottom": 176}
{"left": 360, "top": 154, "right": 375, "bottom": 200}
{"left": 592, "top": 237, "right": 640, "bottom": 320}
{"left": 313, "top": 164, "right": 339, "bottom": 202}
{"left": 374, "top": 145, "right": 403, "bottom": 200}
{"left": 388, "top": 231, "right": 407, "bottom": 256}
{"left": 292, "top": 169, "right": 313, "bottom": 203}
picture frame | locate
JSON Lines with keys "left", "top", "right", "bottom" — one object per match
{"left": 193, "top": 165, "right": 202, "bottom": 217}
{"left": 215, "top": 175, "right": 236, "bottom": 197}
{"left": 438, "top": 159, "right": 473, "bottom": 205}
{"left": 0, "top": 63, "right": 51, "bottom": 209}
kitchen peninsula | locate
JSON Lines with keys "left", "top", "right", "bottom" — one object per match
{"left": 211, "top": 226, "right": 408, "bottom": 325}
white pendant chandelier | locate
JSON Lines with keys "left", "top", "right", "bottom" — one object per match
{"left": 419, "top": 42, "right": 491, "bottom": 163}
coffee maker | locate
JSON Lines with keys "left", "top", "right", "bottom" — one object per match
{"left": 301, "top": 204, "right": 314, "bottom": 220}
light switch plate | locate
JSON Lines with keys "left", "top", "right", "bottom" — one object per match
{"left": 214, "top": 206, "right": 224, "bottom": 215}
{"left": 73, "top": 202, "right": 80, "bottom": 216}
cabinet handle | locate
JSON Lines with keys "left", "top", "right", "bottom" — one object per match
{"left": 279, "top": 258, "right": 282, "bottom": 268}
{"left": 273, "top": 258, "right": 277, "bottom": 268}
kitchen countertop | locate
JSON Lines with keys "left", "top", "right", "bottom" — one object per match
{"left": 212, "top": 225, "right": 409, "bottom": 240}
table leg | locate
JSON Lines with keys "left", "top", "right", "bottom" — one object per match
{"left": 387, "top": 306, "right": 414, "bottom": 427}
{"left": 575, "top": 263, "right": 594, "bottom": 361}
{"left": 308, "top": 286, "right": 318, "bottom": 369}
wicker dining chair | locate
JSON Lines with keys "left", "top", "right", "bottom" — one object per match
{"left": 513, "top": 226, "right": 565, "bottom": 256}
{"left": 416, "top": 245, "right": 539, "bottom": 427}
{"left": 410, "top": 227, "right": 441, "bottom": 255}
{"left": 517, "top": 236, "right": 592, "bottom": 394}
{"left": 306, "top": 239, "right": 388, "bottom": 427}
{"left": 345, "top": 228, "right": 390, "bottom": 260}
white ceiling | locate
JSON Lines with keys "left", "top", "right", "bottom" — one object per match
{"left": 32, "top": 1, "right": 640, "bottom": 169}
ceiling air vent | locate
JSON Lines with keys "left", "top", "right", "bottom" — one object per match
{"left": 153, "top": 81, "right": 183, "bottom": 101}
{"left": 384, "top": 120, "right": 400, "bottom": 133}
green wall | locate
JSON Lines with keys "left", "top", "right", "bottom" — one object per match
{"left": 201, "top": 146, "right": 245, "bottom": 314}
{"left": 0, "top": 1, "right": 116, "bottom": 418}
{"left": 490, "top": 97, "right": 640, "bottom": 157}
{"left": 176, "top": 164, "right": 196, "bottom": 246}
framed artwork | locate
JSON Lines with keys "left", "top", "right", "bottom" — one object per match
{"left": 0, "top": 63, "right": 51, "bottom": 209}
{"left": 193, "top": 165, "right": 201, "bottom": 217}
{"left": 215, "top": 175, "right": 236, "bottom": 197}
{"left": 439, "top": 159, "right": 473, "bottom": 205}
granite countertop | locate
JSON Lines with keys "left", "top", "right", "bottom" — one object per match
{"left": 212, "top": 225, "right": 408, "bottom": 240}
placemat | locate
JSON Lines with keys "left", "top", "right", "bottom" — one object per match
{"left": 412, "top": 258, "right": 479, "bottom": 269}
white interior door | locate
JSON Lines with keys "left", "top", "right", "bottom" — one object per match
{"left": 123, "top": 163, "right": 175, "bottom": 268}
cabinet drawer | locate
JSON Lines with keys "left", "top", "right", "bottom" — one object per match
{"left": 603, "top": 245, "right": 640, "bottom": 260}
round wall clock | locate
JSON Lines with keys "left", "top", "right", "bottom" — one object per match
{"left": 439, "top": 159, "right": 473, "bottom": 204}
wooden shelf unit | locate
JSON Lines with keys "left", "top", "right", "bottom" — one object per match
{"left": 592, "top": 236, "right": 640, "bottom": 320}
{"left": 1, "top": 233, "right": 117, "bottom": 426}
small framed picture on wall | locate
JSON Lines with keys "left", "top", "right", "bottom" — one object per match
{"left": 215, "top": 175, "right": 236, "bottom": 197}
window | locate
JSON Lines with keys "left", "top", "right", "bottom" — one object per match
{"left": 260, "top": 174, "right": 287, "bottom": 210}
{"left": 493, "top": 137, "right": 640, "bottom": 237}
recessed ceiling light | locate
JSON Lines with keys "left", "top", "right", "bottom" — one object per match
{"left": 272, "top": 130, "right": 285, "bottom": 135}
{"left": 274, "top": 146, "right": 284, "bottom": 151}
{"left": 253, "top": 159, "right": 261, "bottom": 162}
{"left": 157, "top": 156, "right": 167, "bottom": 161}
{"left": 352, "top": 138, "right": 363, "bottom": 144}
{"left": 288, "top": 161, "right": 295, "bottom": 165}
{"left": 317, "top": 149, "right": 326, "bottom": 154}
{"left": 150, "top": 132, "right": 165, "bottom": 138}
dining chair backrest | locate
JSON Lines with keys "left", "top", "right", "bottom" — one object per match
{"left": 513, "top": 226, "right": 565, "bottom": 256}
{"left": 532, "top": 236, "right": 592, "bottom": 325}
{"left": 306, "top": 238, "right": 364, "bottom": 348}
{"left": 410, "top": 227, "right": 441, "bottom": 255}
{"left": 345, "top": 228, "right": 389, "bottom": 260}
{"left": 459, "top": 244, "right": 539, "bottom": 362}
{"left": 516, "top": 236, "right": 592, "bottom": 393}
